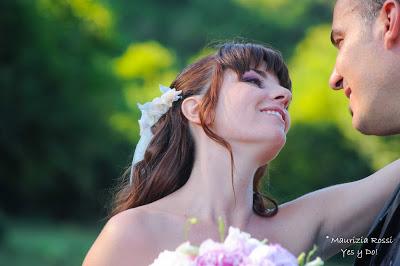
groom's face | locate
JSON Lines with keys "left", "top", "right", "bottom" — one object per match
{"left": 329, "top": 0, "right": 400, "bottom": 135}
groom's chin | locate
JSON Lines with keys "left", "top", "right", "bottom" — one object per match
{"left": 352, "top": 115, "right": 397, "bottom": 136}
{"left": 352, "top": 114, "right": 374, "bottom": 135}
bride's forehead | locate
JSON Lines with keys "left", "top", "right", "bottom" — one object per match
{"left": 221, "top": 69, "right": 239, "bottom": 82}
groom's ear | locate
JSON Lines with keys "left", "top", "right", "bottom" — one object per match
{"left": 181, "top": 95, "right": 202, "bottom": 125}
{"left": 380, "top": 0, "right": 400, "bottom": 49}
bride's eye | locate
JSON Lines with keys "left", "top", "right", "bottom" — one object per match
{"left": 242, "top": 76, "right": 262, "bottom": 88}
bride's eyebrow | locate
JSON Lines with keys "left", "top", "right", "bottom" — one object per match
{"left": 249, "top": 68, "right": 267, "bottom": 78}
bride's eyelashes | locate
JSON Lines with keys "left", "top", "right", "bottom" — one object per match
{"left": 241, "top": 75, "right": 263, "bottom": 88}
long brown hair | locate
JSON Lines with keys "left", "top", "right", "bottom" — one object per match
{"left": 111, "top": 42, "right": 292, "bottom": 217}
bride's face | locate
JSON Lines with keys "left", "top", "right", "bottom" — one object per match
{"left": 212, "top": 64, "right": 292, "bottom": 150}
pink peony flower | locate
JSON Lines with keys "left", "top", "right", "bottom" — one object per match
{"left": 195, "top": 248, "right": 246, "bottom": 266}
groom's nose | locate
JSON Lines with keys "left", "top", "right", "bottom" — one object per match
{"left": 329, "top": 67, "right": 343, "bottom": 90}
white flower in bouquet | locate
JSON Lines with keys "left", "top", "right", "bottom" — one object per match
{"left": 223, "top": 227, "right": 264, "bottom": 255}
{"left": 150, "top": 249, "right": 193, "bottom": 266}
{"left": 248, "top": 244, "right": 298, "bottom": 266}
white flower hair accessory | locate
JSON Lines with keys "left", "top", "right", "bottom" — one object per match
{"left": 130, "top": 85, "right": 182, "bottom": 184}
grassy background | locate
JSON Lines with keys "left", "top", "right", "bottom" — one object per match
{"left": 0, "top": 219, "right": 99, "bottom": 266}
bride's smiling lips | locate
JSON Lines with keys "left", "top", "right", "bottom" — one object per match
{"left": 259, "top": 106, "right": 288, "bottom": 130}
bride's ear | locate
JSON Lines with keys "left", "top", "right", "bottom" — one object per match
{"left": 181, "top": 95, "right": 202, "bottom": 125}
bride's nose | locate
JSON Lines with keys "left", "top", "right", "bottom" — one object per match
{"left": 271, "top": 86, "right": 292, "bottom": 109}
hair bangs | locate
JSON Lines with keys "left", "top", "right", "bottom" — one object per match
{"left": 217, "top": 43, "right": 292, "bottom": 91}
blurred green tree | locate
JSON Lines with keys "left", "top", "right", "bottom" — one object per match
{"left": 0, "top": 0, "right": 130, "bottom": 220}
{"left": 111, "top": 41, "right": 178, "bottom": 142}
{"left": 112, "top": 0, "right": 334, "bottom": 60}
{"left": 268, "top": 124, "right": 372, "bottom": 203}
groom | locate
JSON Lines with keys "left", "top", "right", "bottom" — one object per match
{"left": 329, "top": 0, "right": 400, "bottom": 265}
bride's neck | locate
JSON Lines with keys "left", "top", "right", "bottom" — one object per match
{"left": 159, "top": 144, "right": 258, "bottom": 228}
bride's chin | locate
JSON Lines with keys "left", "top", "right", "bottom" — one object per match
{"left": 265, "top": 132, "right": 287, "bottom": 147}
{"left": 257, "top": 141, "right": 286, "bottom": 164}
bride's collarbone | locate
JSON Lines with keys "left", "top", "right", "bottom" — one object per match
{"left": 137, "top": 204, "right": 300, "bottom": 246}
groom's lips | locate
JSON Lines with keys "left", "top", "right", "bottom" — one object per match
{"left": 344, "top": 87, "right": 352, "bottom": 99}
{"left": 345, "top": 87, "right": 353, "bottom": 116}
{"left": 349, "top": 106, "right": 354, "bottom": 116}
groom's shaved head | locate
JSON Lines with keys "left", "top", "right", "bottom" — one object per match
{"left": 355, "top": 0, "right": 400, "bottom": 19}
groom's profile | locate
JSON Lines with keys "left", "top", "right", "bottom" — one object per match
{"left": 329, "top": 0, "right": 400, "bottom": 265}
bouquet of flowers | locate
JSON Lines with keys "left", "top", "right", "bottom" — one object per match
{"left": 150, "top": 218, "right": 323, "bottom": 266}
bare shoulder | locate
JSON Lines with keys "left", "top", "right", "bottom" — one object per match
{"left": 82, "top": 207, "right": 157, "bottom": 266}
{"left": 278, "top": 191, "right": 325, "bottom": 219}
{"left": 257, "top": 194, "right": 324, "bottom": 256}
{"left": 282, "top": 190, "right": 327, "bottom": 230}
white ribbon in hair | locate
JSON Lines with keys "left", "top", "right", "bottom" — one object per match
{"left": 130, "top": 85, "right": 182, "bottom": 184}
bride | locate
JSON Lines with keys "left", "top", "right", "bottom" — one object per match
{"left": 83, "top": 42, "right": 400, "bottom": 266}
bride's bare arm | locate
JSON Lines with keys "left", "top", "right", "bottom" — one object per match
{"left": 307, "top": 158, "right": 400, "bottom": 259}
{"left": 82, "top": 209, "right": 154, "bottom": 266}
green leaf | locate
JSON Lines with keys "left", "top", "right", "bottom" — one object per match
{"left": 306, "top": 244, "right": 318, "bottom": 263}
{"left": 217, "top": 216, "right": 225, "bottom": 242}
{"left": 298, "top": 252, "right": 306, "bottom": 266}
